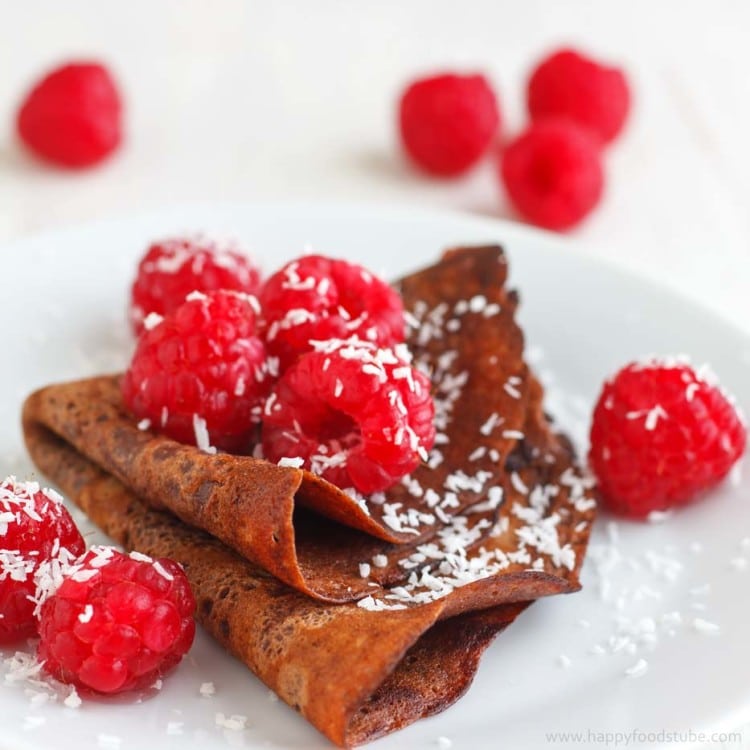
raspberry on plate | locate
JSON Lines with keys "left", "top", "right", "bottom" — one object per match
{"left": 500, "top": 119, "right": 604, "bottom": 231}
{"left": 16, "top": 61, "right": 122, "bottom": 168}
{"left": 527, "top": 48, "right": 631, "bottom": 145}
{"left": 0, "top": 477, "right": 85, "bottom": 643}
{"left": 122, "top": 289, "right": 272, "bottom": 453}
{"left": 130, "top": 236, "right": 262, "bottom": 334}
{"left": 262, "top": 338, "right": 435, "bottom": 494}
{"left": 398, "top": 72, "right": 501, "bottom": 176}
{"left": 260, "top": 255, "right": 405, "bottom": 371}
{"left": 37, "top": 546, "right": 196, "bottom": 694}
{"left": 589, "top": 358, "right": 746, "bottom": 517}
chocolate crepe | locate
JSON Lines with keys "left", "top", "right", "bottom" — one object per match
{"left": 21, "top": 246, "right": 597, "bottom": 745}
{"left": 21, "top": 248, "right": 533, "bottom": 602}
{"left": 23, "top": 375, "right": 590, "bottom": 746}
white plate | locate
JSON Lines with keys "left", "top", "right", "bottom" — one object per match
{"left": 1, "top": 203, "right": 749, "bottom": 750}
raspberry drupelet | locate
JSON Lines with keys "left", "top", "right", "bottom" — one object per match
{"left": 262, "top": 338, "right": 436, "bottom": 494}
{"left": 37, "top": 546, "right": 196, "bottom": 694}
{"left": 398, "top": 72, "right": 501, "bottom": 176}
{"left": 259, "top": 255, "right": 405, "bottom": 372}
{"left": 122, "top": 289, "right": 272, "bottom": 453}
{"left": 16, "top": 62, "right": 122, "bottom": 168}
{"left": 589, "top": 358, "right": 746, "bottom": 517}
{"left": 0, "top": 477, "right": 85, "bottom": 643}
{"left": 130, "top": 235, "right": 262, "bottom": 334}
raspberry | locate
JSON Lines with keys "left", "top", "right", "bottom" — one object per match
{"left": 398, "top": 72, "right": 500, "bottom": 176}
{"left": 528, "top": 48, "right": 631, "bottom": 145}
{"left": 589, "top": 359, "right": 746, "bottom": 517}
{"left": 16, "top": 62, "right": 122, "bottom": 168}
{"left": 260, "top": 255, "right": 405, "bottom": 372}
{"left": 122, "top": 290, "right": 272, "bottom": 452}
{"left": 0, "top": 477, "right": 85, "bottom": 643}
{"left": 500, "top": 119, "right": 604, "bottom": 231}
{"left": 38, "top": 546, "right": 195, "bottom": 694}
{"left": 130, "top": 236, "right": 262, "bottom": 334}
{"left": 262, "top": 339, "right": 435, "bottom": 494}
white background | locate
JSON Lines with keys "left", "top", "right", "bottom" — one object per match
{"left": 1, "top": 0, "right": 749, "bottom": 328}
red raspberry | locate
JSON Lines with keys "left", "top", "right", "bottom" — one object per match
{"left": 122, "top": 290, "right": 272, "bottom": 452}
{"left": 262, "top": 339, "right": 435, "bottom": 494}
{"left": 500, "top": 119, "right": 604, "bottom": 231}
{"left": 528, "top": 48, "right": 631, "bottom": 145}
{"left": 130, "top": 236, "right": 262, "bottom": 334}
{"left": 259, "top": 255, "right": 405, "bottom": 372}
{"left": 589, "top": 359, "right": 746, "bottom": 517}
{"left": 16, "top": 62, "right": 122, "bottom": 168}
{"left": 398, "top": 72, "right": 500, "bottom": 176}
{"left": 37, "top": 546, "right": 195, "bottom": 694}
{"left": 0, "top": 477, "right": 85, "bottom": 643}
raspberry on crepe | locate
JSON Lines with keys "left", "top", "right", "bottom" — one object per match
{"left": 262, "top": 338, "right": 436, "bottom": 494}
{"left": 122, "top": 289, "right": 272, "bottom": 453}
{"left": 260, "top": 255, "right": 405, "bottom": 371}
{"left": 130, "top": 236, "right": 262, "bottom": 334}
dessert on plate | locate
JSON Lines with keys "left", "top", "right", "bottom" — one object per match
{"left": 20, "top": 244, "right": 597, "bottom": 746}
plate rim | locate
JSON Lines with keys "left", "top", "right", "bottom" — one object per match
{"left": 3, "top": 198, "right": 749, "bottom": 350}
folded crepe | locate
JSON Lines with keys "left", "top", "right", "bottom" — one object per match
{"left": 21, "top": 246, "right": 597, "bottom": 746}
{"left": 21, "top": 247, "right": 532, "bottom": 602}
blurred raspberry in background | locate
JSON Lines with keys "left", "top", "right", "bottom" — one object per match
{"left": 16, "top": 61, "right": 122, "bottom": 168}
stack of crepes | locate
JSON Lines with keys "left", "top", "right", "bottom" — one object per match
{"left": 22, "top": 246, "right": 597, "bottom": 747}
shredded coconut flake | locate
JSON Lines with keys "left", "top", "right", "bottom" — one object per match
{"left": 199, "top": 681, "right": 215, "bottom": 697}
{"left": 479, "top": 413, "right": 502, "bottom": 436}
{"left": 129, "top": 550, "right": 152, "bottom": 563}
{"left": 153, "top": 560, "right": 175, "bottom": 581}
{"left": 692, "top": 618, "right": 721, "bottom": 635}
{"left": 647, "top": 510, "right": 673, "bottom": 524}
{"left": 624, "top": 658, "right": 649, "bottom": 678}
{"left": 63, "top": 687, "right": 82, "bottom": 708}
{"left": 142, "top": 312, "right": 164, "bottom": 331}
{"left": 277, "top": 456, "right": 304, "bottom": 468}
{"left": 215, "top": 713, "right": 248, "bottom": 731}
{"left": 192, "top": 414, "right": 217, "bottom": 455}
